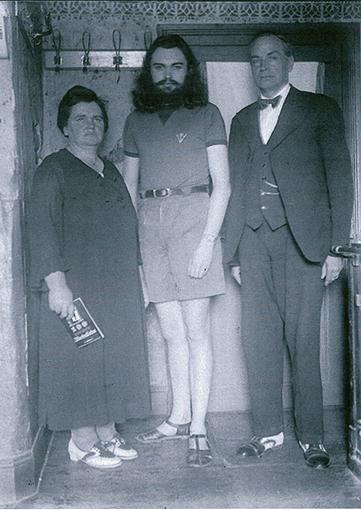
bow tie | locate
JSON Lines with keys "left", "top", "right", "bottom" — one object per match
{"left": 258, "top": 95, "right": 281, "bottom": 110}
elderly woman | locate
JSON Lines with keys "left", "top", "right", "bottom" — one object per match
{"left": 28, "top": 86, "right": 151, "bottom": 469}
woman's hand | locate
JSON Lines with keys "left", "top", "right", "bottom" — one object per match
{"left": 45, "top": 271, "right": 74, "bottom": 320}
{"left": 188, "top": 239, "right": 214, "bottom": 279}
{"left": 48, "top": 285, "right": 74, "bottom": 320}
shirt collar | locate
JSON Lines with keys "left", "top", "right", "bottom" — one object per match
{"left": 260, "top": 83, "right": 291, "bottom": 100}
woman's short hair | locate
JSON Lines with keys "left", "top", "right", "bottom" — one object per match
{"left": 57, "top": 86, "right": 109, "bottom": 134}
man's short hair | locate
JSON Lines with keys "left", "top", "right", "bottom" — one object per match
{"left": 249, "top": 32, "right": 293, "bottom": 58}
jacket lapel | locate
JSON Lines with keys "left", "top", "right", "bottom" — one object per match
{"left": 243, "top": 102, "right": 261, "bottom": 152}
{"left": 267, "top": 86, "right": 307, "bottom": 150}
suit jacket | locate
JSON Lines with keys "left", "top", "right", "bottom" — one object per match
{"left": 222, "top": 86, "right": 354, "bottom": 264}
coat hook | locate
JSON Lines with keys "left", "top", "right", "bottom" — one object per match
{"left": 144, "top": 26, "right": 152, "bottom": 50}
{"left": 81, "top": 31, "right": 91, "bottom": 72}
{"left": 32, "top": 11, "right": 53, "bottom": 45}
{"left": 112, "top": 29, "right": 122, "bottom": 82}
{"left": 52, "top": 29, "right": 62, "bottom": 72}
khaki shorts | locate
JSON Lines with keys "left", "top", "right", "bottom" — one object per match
{"left": 138, "top": 193, "right": 225, "bottom": 303}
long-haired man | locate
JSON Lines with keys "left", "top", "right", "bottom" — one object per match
{"left": 123, "top": 34, "right": 230, "bottom": 467}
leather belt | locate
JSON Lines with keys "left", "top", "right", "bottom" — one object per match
{"left": 139, "top": 184, "right": 210, "bottom": 199}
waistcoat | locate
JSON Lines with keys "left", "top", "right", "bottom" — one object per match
{"left": 245, "top": 136, "right": 287, "bottom": 230}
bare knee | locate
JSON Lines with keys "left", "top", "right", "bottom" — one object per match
{"left": 185, "top": 326, "right": 210, "bottom": 347}
{"left": 181, "top": 298, "right": 210, "bottom": 347}
{"left": 161, "top": 326, "right": 187, "bottom": 347}
{"left": 157, "top": 316, "right": 187, "bottom": 346}
{"left": 154, "top": 301, "right": 187, "bottom": 346}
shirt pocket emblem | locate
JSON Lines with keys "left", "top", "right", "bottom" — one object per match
{"left": 176, "top": 133, "right": 188, "bottom": 144}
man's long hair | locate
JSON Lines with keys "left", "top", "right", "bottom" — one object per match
{"left": 132, "top": 35, "right": 208, "bottom": 113}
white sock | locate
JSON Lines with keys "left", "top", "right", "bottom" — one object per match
{"left": 260, "top": 431, "right": 284, "bottom": 450}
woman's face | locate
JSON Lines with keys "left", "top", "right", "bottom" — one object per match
{"left": 63, "top": 101, "right": 105, "bottom": 149}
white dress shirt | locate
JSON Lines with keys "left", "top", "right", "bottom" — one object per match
{"left": 259, "top": 83, "right": 291, "bottom": 145}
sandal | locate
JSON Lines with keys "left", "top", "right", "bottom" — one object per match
{"left": 136, "top": 419, "right": 191, "bottom": 443}
{"left": 187, "top": 434, "right": 213, "bottom": 467}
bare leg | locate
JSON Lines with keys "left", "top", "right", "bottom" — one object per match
{"left": 181, "top": 297, "right": 212, "bottom": 437}
{"left": 154, "top": 300, "right": 191, "bottom": 434}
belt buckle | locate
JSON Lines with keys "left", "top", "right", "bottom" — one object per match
{"left": 154, "top": 188, "right": 170, "bottom": 198}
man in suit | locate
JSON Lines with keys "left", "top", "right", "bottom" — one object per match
{"left": 222, "top": 33, "right": 353, "bottom": 468}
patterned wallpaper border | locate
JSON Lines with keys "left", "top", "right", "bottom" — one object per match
{"left": 34, "top": 1, "right": 361, "bottom": 23}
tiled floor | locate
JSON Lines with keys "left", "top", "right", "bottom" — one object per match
{"left": 18, "top": 410, "right": 361, "bottom": 508}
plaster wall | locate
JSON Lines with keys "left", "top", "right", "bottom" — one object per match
{"left": 0, "top": 2, "right": 40, "bottom": 504}
{"left": 0, "top": 3, "right": 30, "bottom": 460}
{"left": 10, "top": 7, "right": 44, "bottom": 446}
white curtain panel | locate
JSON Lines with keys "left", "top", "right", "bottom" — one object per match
{"left": 206, "top": 61, "right": 321, "bottom": 138}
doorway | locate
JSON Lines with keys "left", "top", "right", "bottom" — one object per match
{"left": 159, "top": 22, "right": 359, "bottom": 431}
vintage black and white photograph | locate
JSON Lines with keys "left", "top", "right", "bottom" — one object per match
{"left": 1, "top": 0, "right": 361, "bottom": 508}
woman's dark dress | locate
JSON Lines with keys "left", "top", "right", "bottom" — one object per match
{"left": 29, "top": 149, "right": 151, "bottom": 430}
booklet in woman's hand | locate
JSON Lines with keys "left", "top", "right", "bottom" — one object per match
{"left": 62, "top": 297, "right": 104, "bottom": 349}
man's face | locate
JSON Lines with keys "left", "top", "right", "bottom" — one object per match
{"left": 250, "top": 35, "right": 294, "bottom": 97}
{"left": 150, "top": 47, "right": 188, "bottom": 93}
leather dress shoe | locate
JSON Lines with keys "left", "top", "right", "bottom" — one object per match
{"left": 68, "top": 439, "right": 122, "bottom": 470}
{"left": 102, "top": 434, "right": 138, "bottom": 460}
{"left": 237, "top": 436, "right": 283, "bottom": 458}
{"left": 299, "top": 442, "right": 331, "bottom": 469}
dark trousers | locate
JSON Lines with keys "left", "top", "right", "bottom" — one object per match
{"left": 238, "top": 223, "right": 324, "bottom": 443}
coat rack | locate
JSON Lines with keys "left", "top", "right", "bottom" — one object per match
{"left": 45, "top": 28, "right": 151, "bottom": 71}
{"left": 44, "top": 49, "right": 146, "bottom": 70}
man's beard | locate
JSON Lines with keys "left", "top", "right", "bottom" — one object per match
{"left": 148, "top": 80, "right": 187, "bottom": 109}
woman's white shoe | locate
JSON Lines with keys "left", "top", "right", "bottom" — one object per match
{"left": 68, "top": 438, "right": 122, "bottom": 469}
{"left": 102, "top": 434, "right": 138, "bottom": 460}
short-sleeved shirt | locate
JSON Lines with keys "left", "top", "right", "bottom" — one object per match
{"left": 123, "top": 103, "right": 227, "bottom": 192}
